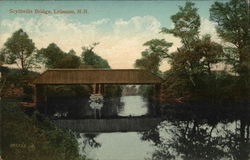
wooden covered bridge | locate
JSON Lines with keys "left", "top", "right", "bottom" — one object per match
{"left": 32, "top": 69, "right": 164, "bottom": 132}
{"left": 33, "top": 69, "right": 163, "bottom": 84}
{"left": 32, "top": 69, "right": 164, "bottom": 102}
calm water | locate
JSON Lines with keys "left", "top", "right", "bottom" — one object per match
{"left": 76, "top": 96, "right": 250, "bottom": 160}
{"left": 118, "top": 96, "right": 148, "bottom": 116}
{"left": 78, "top": 95, "right": 153, "bottom": 160}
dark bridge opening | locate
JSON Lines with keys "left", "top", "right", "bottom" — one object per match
{"left": 35, "top": 84, "right": 161, "bottom": 119}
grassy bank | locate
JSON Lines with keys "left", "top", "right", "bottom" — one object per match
{"left": 0, "top": 99, "right": 89, "bottom": 160}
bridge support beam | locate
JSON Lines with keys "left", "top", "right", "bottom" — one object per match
{"left": 92, "top": 83, "right": 103, "bottom": 94}
{"left": 34, "top": 85, "right": 48, "bottom": 115}
{"left": 33, "top": 85, "right": 37, "bottom": 104}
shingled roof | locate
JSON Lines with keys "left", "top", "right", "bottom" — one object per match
{"left": 32, "top": 69, "right": 163, "bottom": 84}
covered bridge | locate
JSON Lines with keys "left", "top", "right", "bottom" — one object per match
{"left": 31, "top": 69, "right": 164, "bottom": 107}
{"left": 32, "top": 69, "right": 163, "bottom": 84}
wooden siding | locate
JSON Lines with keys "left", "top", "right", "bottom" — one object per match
{"left": 32, "top": 69, "right": 163, "bottom": 84}
{"left": 53, "top": 117, "right": 163, "bottom": 132}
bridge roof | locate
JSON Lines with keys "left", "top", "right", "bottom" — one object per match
{"left": 32, "top": 69, "right": 163, "bottom": 84}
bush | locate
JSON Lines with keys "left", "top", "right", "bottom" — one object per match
{"left": 0, "top": 100, "right": 87, "bottom": 160}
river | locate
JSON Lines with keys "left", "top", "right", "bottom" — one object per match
{"left": 78, "top": 95, "right": 154, "bottom": 160}
{"left": 76, "top": 96, "right": 250, "bottom": 160}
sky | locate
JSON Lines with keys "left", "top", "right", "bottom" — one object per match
{"left": 0, "top": 0, "right": 221, "bottom": 71}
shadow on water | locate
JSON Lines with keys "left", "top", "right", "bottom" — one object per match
{"left": 74, "top": 113, "right": 250, "bottom": 160}
{"left": 38, "top": 95, "right": 158, "bottom": 119}
{"left": 139, "top": 103, "right": 250, "bottom": 160}
{"left": 40, "top": 96, "right": 126, "bottom": 119}
{"left": 36, "top": 84, "right": 160, "bottom": 119}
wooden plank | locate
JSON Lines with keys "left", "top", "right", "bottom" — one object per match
{"left": 53, "top": 117, "right": 163, "bottom": 133}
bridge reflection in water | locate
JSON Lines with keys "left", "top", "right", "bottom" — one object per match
{"left": 53, "top": 117, "right": 163, "bottom": 133}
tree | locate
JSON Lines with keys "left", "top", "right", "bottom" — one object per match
{"left": 81, "top": 45, "right": 110, "bottom": 69}
{"left": 210, "top": 0, "right": 249, "bottom": 51}
{"left": 135, "top": 52, "right": 161, "bottom": 74}
{"left": 210, "top": 0, "right": 250, "bottom": 99}
{"left": 57, "top": 54, "right": 81, "bottom": 68}
{"left": 1, "top": 29, "right": 36, "bottom": 71}
{"left": 192, "top": 35, "right": 224, "bottom": 74}
{"left": 135, "top": 39, "right": 172, "bottom": 74}
{"left": 68, "top": 49, "right": 76, "bottom": 55}
{"left": 38, "top": 43, "right": 65, "bottom": 68}
{"left": 159, "top": 2, "right": 225, "bottom": 101}
{"left": 160, "top": 2, "right": 202, "bottom": 88}
{"left": 38, "top": 43, "right": 81, "bottom": 69}
{"left": 161, "top": 2, "right": 200, "bottom": 48}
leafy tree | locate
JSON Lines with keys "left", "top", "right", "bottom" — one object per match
{"left": 68, "top": 49, "right": 77, "bottom": 55}
{"left": 135, "top": 52, "right": 161, "bottom": 74}
{"left": 210, "top": 0, "right": 250, "bottom": 99}
{"left": 38, "top": 43, "right": 65, "bottom": 68}
{"left": 38, "top": 43, "right": 81, "bottom": 69}
{"left": 134, "top": 39, "right": 172, "bottom": 101}
{"left": 192, "top": 35, "right": 224, "bottom": 74}
{"left": 1, "top": 29, "right": 36, "bottom": 71}
{"left": 56, "top": 54, "right": 81, "bottom": 68}
{"left": 165, "top": 37, "right": 224, "bottom": 100}
{"left": 160, "top": 2, "right": 202, "bottom": 92}
{"left": 158, "top": 2, "right": 201, "bottom": 100}
{"left": 154, "top": 2, "right": 226, "bottom": 102}
{"left": 81, "top": 45, "right": 110, "bottom": 69}
{"left": 161, "top": 2, "right": 200, "bottom": 47}
{"left": 135, "top": 39, "right": 172, "bottom": 74}
{"left": 210, "top": 0, "right": 249, "bottom": 52}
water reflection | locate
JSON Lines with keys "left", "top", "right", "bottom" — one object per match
{"left": 141, "top": 118, "right": 250, "bottom": 160}
{"left": 45, "top": 95, "right": 151, "bottom": 119}
{"left": 119, "top": 96, "right": 148, "bottom": 116}
{"left": 78, "top": 132, "right": 155, "bottom": 160}
{"left": 75, "top": 118, "right": 249, "bottom": 160}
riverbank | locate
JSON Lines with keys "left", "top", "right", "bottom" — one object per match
{"left": 0, "top": 99, "right": 89, "bottom": 160}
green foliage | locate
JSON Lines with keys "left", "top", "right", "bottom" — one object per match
{"left": 56, "top": 54, "right": 81, "bottom": 68}
{"left": 210, "top": 0, "right": 250, "bottom": 98}
{"left": 38, "top": 43, "right": 75, "bottom": 69}
{"left": 210, "top": 0, "right": 250, "bottom": 75}
{"left": 135, "top": 53, "right": 161, "bottom": 74}
{"left": 170, "top": 35, "right": 224, "bottom": 76}
{"left": 161, "top": 2, "right": 200, "bottom": 46}
{"left": 210, "top": 0, "right": 249, "bottom": 49}
{"left": 68, "top": 49, "right": 77, "bottom": 55}
{"left": 0, "top": 67, "right": 39, "bottom": 101}
{"left": 1, "top": 29, "right": 37, "bottom": 71}
{"left": 0, "top": 100, "right": 86, "bottom": 160}
{"left": 135, "top": 39, "right": 172, "bottom": 74}
{"left": 81, "top": 47, "right": 110, "bottom": 69}
{"left": 163, "top": 70, "right": 192, "bottom": 99}
{"left": 158, "top": 2, "right": 227, "bottom": 101}
{"left": 38, "top": 43, "right": 81, "bottom": 69}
